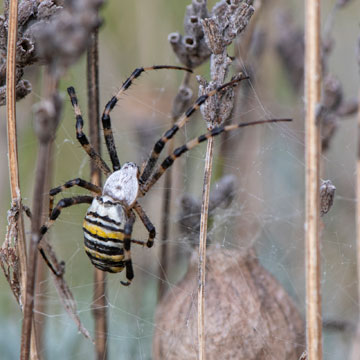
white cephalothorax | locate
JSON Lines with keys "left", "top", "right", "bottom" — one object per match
{"left": 102, "top": 162, "right": 139, "bottom": 207}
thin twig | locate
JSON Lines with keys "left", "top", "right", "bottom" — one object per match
{"left": 198, "top": 137, "right": 214, "bottom": 360}
{"left": 87, "top": 27, "right": 108, "bottom": 360}
{"left": 353, "top": 41, "right": 360, "bottom": 358}
{"left": 305, "top": 0, "right": 323, "bottom": 359}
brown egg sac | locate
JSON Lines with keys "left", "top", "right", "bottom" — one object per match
{"left": 153, "top": 246, "right": 305, "bottom": 360}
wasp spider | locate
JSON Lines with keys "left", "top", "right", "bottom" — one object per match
{"left": 39, "top": 65, "right": 290, "bottom": 286}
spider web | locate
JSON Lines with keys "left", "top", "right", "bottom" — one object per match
{"left": 0, "top": 1, "right": 359, "bottom": 359}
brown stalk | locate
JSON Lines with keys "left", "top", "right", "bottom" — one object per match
{"left": 352, "top": 52, "right": 360, "bottom": 358}
{"left": 305, "top": 0, "right": 323, "bottom": 359}
{"left": 5, "top": 0, "right": 38, "bottom": 358}
{"left": 87, "top": 28, "right": 108, "bottom": 359}
{"left": 5, "top": 0, "right": 28, "bottom": 306}
{"left": 20, "top": 71, "right": 59, "bottom": 360}
{"left": 198, "top": 137, "right": 214, "bottom": 360}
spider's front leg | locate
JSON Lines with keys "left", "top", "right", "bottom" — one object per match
{"left": 67, "top": 87, "right": 112, "bottom": 177}
{"left": 121, "top": 211, "right": 136, "bottom": 286}
{"left": 101, "top": 65, "right": 192, "bottom": 172}
{"left": 48, "top": 178, "right": 101, "bottom": 216}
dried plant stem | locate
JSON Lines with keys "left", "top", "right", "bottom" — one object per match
{"left": 21, "top": 142, "right": 51, "bottom": 360}
{"left": 357, "top": 88, "right": 360, "bottom": 307}
{"left": 6, "top": 0, "right": 37, "bottom": 358}
{"left": 352, "top": 88, "right": 360, "bottom": 359}
{"left": 34, "top": 148, "right": 53, "bottom": 356}
{"left": 198, "top": 137, "right": 214, "bottom": 360}
{"left": 87, "top": 29, "right": 108, "bottom": 360}
{"left": 21, "top": 66, "right": 59, "bottom": 360}
{"left": 6, "top": 0, "right": 20, "bottom": 201}
{"left": 6, "top": 0, "right": 28, "bottom": 303}
{"left": 305, "top": 0, "right": 322, "bottom": 359}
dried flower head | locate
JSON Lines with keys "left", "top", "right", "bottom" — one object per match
{"left": 203, "top": 0, "right": 254, "bottom": 55}
{"left": 198, "top": 72, "right": 246, "bottom": 128}
{"left": 168, "top": 0, "right": 211, "bottom": 68}
{"left": 0, "top": 0, "right": 103, "bottom": 104}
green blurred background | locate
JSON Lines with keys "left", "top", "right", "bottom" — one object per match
{"left": 1, "top": 0, "right": 360, "bottom": 359}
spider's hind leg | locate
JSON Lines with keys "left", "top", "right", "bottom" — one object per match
{"left": 120, "top": 211, "right": 136, "bottom": 286}
{"left": 133, "top": 202, "right": 156, "bottom": 248}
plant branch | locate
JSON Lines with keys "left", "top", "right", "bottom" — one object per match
{"left": 21, "top": 81, "right": 61, "bottom": 360}
{"left": 87, "top": 27, "right": 108, "bottom": 360}
{"left": 305, "top": 0, "right": 323, "bottom": 359}
{"left": 197, "top": 136, "right": 214, "bottom": 360}
{"left": 5, "top": 0, "right": 37, "bottom": 358}
{"left": 351, "top": 34, "right": 360, "bottom": 360}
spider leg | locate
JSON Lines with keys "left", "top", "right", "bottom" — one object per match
{"left": 133, "top": 202, "right": 156, "bottom": 248}
{"left": 139, "top": 75, "right": 249, "bottom": 184}
{"left": 67, "top": 87, "right": 112, "bottom": 177}
{"left": 23, "top": 205, "right": 32, "bottom": 219}
{"left": 101, "top": 65, "right": 192, "bottom": 172}
{"left": 140, "top": 119, "right": 292, "bottom": 195}
{"left": 48, "top": 178, "right": 101, "bottom": 217}
{"left": 120, "top": 211, "right": 136, "bottom": 286}
{"left": 39, "top": 195, "right": 94, "bottom": 276}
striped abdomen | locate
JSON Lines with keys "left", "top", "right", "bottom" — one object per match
{"left": 83, "top": 196, "right": 127, "bottom": 273}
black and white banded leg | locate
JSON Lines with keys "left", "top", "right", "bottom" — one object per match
{"left": 39, "top": 195, "right": 94, "bottom": 276}
{"left": 133, "top": 202, "right": 156, "bottom": 248}
{"left": 121, "top": 211, "right": 136, "bottom": 286}
{"left": 101, "top": 65, "right": 192, "bottom": 172}
{"left": 139, "top": 75, "right": 249, "bottom": 184}
{"left": 67, "top": 87, "right": 112, "bottom": 177}
{"left": 140, "top": 119, "right": 291, "bottom": 195}
{"left": 48, "top": 178, "right": 101, "bottom": 216}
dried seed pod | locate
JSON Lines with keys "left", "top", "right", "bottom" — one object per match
{"left": 168, "top": 0, "right": 211, "bottom": 68}
{"left": 153, "top": 246, "right": 305, "bottom": 360}
{"left": 320, "top": 179, "right": 336, "bottom": 216}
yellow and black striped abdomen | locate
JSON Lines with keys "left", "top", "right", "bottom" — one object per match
{"left": 83, "top": 197, "right": 126, "bottom": 273}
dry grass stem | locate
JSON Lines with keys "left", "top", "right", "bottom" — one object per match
{"left": 198, "top": 137, "right": 214, "bottom": 360}
{"left": 353, "top": 37, "right": 360, "bottom": 357}
{"left": 87, "top": 27, "right": 108, "bottom": 359}
{"left": 305, "top": 0, "right": 323, "bottom": 358}
{"left": 21, "top": 86, "right": 61, "bottom": 359}
{"left": 4, "top": 0, "right": 38, "bottom": 358}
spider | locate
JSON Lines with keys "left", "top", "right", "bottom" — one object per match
{"left": 38, "top": 65, "right": 290, "bottom": 286}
